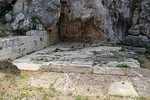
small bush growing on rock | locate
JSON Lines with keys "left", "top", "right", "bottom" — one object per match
{"left": 90, "top": 68, "right": 94, "bottom": 74}
{"left": 92, "top": 51, "right": 98, "bottom": 55}
{"left": 139, "top": 31, "right": 145, "bottom": 36}
{"left": 0, "top": 47, "right": 3, "bottom": 50}
{"left": 67, "top": 92, "right": 72, "bottom": 96}
{"left": 53, "top": 48, "right": 62, "bottom": 52}
{"left": 119, "top": 47, "right": 125, "bottom": 52}
{"left": 116, "top": 64, "right": 129, "bottom": 68}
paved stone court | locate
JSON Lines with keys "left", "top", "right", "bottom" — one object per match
{"left": 11, "top": 42, "right": 150, "bottom": 98}
{"left": 28, "top": 66, "right": 150, "bottom": 98}
{"left": 13, "top": 42, "right": 140, "bottom": 70}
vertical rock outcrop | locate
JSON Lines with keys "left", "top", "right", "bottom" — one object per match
{"left": 58, "top": 0, "right": 131, "bottom": 43}
{"left": 11, "top": 0, "right": 61, "bottom": 31}
{"left": 122, "top": 0, "right": 150, "bottom": 47}
{"left": 1, "top": 0, "right": 150, "bottom": 45}
{"left": 59, "top": 0, "right": 106, "bottom": 43}
{"left": 140, "top": 0, "right": 150, "bottom": 38}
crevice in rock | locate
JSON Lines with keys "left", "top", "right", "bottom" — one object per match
{"left": 0, "top": 0, "right": 17, "bottom": 14}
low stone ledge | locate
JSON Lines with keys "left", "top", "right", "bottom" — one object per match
{"left": 0, "top": 30, "right": 58, "bottom": 60}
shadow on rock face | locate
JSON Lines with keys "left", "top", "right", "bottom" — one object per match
{"left": 0, "top": 59, "right": 20, "bottom": 75}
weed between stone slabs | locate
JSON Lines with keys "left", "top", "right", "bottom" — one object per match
{"left": 116, "top": 64, "right": 129, "bottom": 68}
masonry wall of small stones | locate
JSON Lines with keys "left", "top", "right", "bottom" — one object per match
{"left": 0, "top": 30, "right": 58, "bottom": 60}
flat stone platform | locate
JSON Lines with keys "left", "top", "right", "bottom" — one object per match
{"left": 13, "top": 42, "right": 140, "bottom": 71}
{"left": 10, "top": 42, "right": 150, "bottom": 98}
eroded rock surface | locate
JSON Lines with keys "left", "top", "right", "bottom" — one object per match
{"left": 13, "top": 42, "right": 140, "bottom": 71}
{"left": 0, "top": 0, "right": 142, "bottom": 43}
{"left": 0, "top": 0, "right": 150, "bottom": 46}
{"left": 0, "top": 59, "right": 20, "bottom": 75}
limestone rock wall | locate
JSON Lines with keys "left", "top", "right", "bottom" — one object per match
{"left": 122, "top": 0, "right": 150, "bottom": 47}
{"left": 140, "top": 0, "right": 150, "bottom": 38}
{"left": 59, "top": 1, "right": 106, "bottom": 43}
{"left": 0, "top": 30, "right": 57, "bottom": 60}
{"left": 0, "top": 0, "right": 150, "bottom": 45}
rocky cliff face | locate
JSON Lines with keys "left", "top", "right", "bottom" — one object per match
{"left": 0, "top": 0, "right": 150, "bottom": 45}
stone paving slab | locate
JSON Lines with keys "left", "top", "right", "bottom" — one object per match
{"left": 121, "top": 68, "right": 150, "bottom": 77}
{"left": 28, "top": 72, "right": 62, "bottom": 88}
{"left": 131, "top": 77, "right": 150, "bottom": 98}
{"left": 105, "top": 67, "right": 125, "bottom": 76}
{"left": 64, "top": 66, "right": 92, "bottom": 74}
{"left": 41, "top": 65, "right": 93, "bottom": 74}
{"left": 131, "top": 69, "right": 150, "bottom": 77}
{"left": 13, "top": 62, "right": 41, "bottom": 71}
{"left": 108, "top": 81, "right": 139, "bottom": 97}
{"left": 105, "top": 75, "right": 131, "bottom": 83}
{"left": 54, "top": 73, "right": 82, "bottom": 93}
{"left": 75, "top": 74, "right": 107, "bottom": 95}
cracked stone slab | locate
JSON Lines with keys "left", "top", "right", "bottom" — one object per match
{"left": 122, "top": 68, "right": 150, "bottom": 77}
{"left": 93, "top": 66, "right": 107, "bottom": 75}
{"left": 108, "top": 81, "right": 139, "bottom": 97}
{"left": 76, "top": 74, "right": 107, "bottom": 95}
{"left": 105, "top": 75, "right": 131, "bottom": 83}
{"left": 28, "top": 72, "right": 62, "bottom": 88}
{"left": 63, "top": 66, "right": 92, "bottom": 74}
{"left": 105, "top": 59, "right": 140, "bottom": 68}
{"left": 131, "top": 69, "right": 150, "bottom": 77}
{"left": 131, "top": 77, "right": 150, "bottom": 98}
{"left": 121, "top": 69, "right": 138, "bottom": 77}
{"left": 13, "top": 62, "right": 42, "bottom": 71}
{"left": 54, "top": 73, "right": 80, "bottom": 91}
{"left": 54, "top": 73, "right": 107, "bottom": 95}
{"left": 105, "top": 75, "right": 132, "bottom": 93}
{"left": 105, "top": 67, "right": 125, "bottom": 76}
{"left": 41, "top": 65, "right": 68, "bottom": 72}
{"left": 41, "top": 65, "right": 93, "bottom": 74}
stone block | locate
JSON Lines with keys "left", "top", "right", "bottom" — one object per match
{"left": 131, "top": 77, "right": 150, "bottom": 98}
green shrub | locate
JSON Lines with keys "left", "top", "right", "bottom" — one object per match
{"left": 140, "top": 32, "right": 145, "bottom": 36}
{"left": 116, "top": 64, "right": 129, "bottom": 68}
{"left": 53, "top": 48, "right": 62, "bottom": 52}
{"left": 119, "top": 46, "right": 125, "bottom": 52}
{"left": 0, "top": 47, "right": 3, "bottom": 50}
{"left": 92, "top": 51, "right": 98, "bottom": 55}
{"left": 67, "top": 92, "right": 72, "bottom": 96}
{"left": 75, "top": 95, "right": 82, "bottom": 100}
